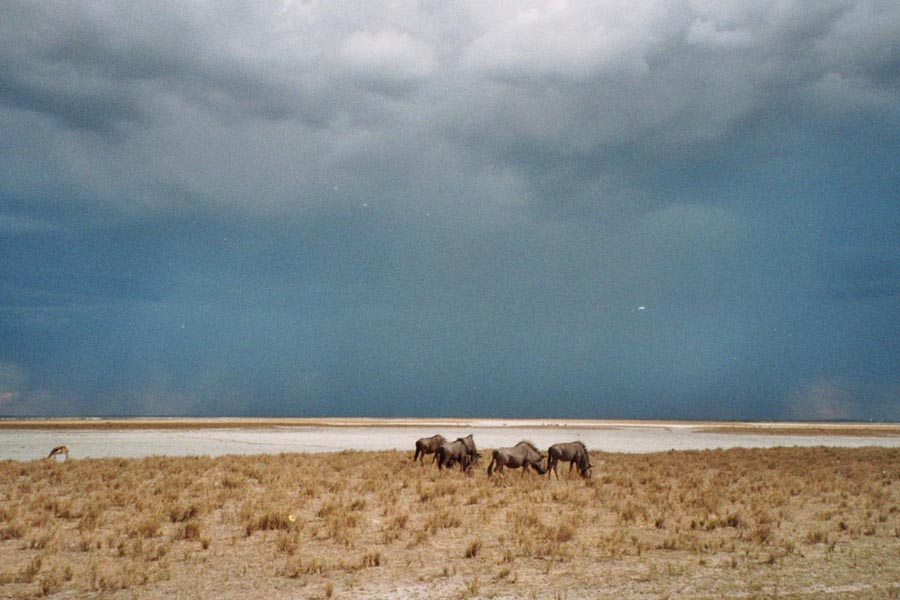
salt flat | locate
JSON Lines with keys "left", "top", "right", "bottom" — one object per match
{"left": 1, "top": 418, "right": 897, "bottom": 461}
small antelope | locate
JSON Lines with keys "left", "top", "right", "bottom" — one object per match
{"left": 48, "top": 445, "right": 69, "bottom": 460}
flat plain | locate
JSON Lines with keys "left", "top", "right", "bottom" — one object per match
{"left": 1, "top": 436, "right": 899, "bottom": 599}
{"left": 3, "top": 417, "right": 900, "bottom": 435}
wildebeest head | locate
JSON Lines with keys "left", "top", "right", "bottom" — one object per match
{"left": 465, "top": 451, "right": 481, "bottom": 471}
{"left": 578, "top": 455, "right": 593, "bottom": 478}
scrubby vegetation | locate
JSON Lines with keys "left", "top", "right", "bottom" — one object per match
{"left": 1, "top": 446, "right": 898, "bottom": 598}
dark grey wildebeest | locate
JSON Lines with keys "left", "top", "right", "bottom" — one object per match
{"left": 444, "top": 450, "right": 481, "bottom": 472}
{"left": 437, "top": 435, "right": 478, "bottom": 472}
{"left": 413, "top": 434, "right": 447, "bottom": 464}
{"left": 487, "top": 441, "right": 547, "bottom": 477}
{"left": 547, "top": 441, "right": 592, "bottom": 479}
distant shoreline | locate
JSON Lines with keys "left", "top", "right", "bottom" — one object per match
{"left": 0, "top": 417, "right": 897, "bottom": 436}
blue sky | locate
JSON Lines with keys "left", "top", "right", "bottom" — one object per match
{"left": 1, "top": 0, "right": 898, "bottom": 419}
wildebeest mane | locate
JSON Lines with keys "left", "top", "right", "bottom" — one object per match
{"left": 517, "top": 440, "right": 540, "bottom": 453}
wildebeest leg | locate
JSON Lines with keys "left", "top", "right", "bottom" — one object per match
{"left": 487, "top": 452, "right": 497, "bottom": 476}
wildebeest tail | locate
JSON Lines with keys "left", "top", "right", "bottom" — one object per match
{"left": 487, "top": 450, "right": 498, "bottom": 476}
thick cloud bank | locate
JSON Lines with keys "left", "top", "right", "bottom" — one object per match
{"left": 1, "top": 0, "right": 898, "bottom": 419}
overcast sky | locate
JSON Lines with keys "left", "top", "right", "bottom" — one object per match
{"left": 1, "top": 0, "right": 898, "bottom": 420}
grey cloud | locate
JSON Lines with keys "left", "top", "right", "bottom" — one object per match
{"left": 0, "top": 362, "right": 26, "bottom": 405}
{"left": 453, "top": 1, "right": 899, "bottom": 167}
{"left": 0, "top": 0, "right": 897, "bottom": 419}
{"left": 637, "top": 204, "right": 744, "bottom": 245}
{"left": 0, "top": 213, "right": 59, "bottom": 234}
{"left": 786, "top": 377, "right": 900, "bottom": 421}
{"left": 338, "top": 30, "right": 438, "bottom": 94}
{"left": 0, "top": 68, "right": 147, "bottom": 136}
{"left": 0, "top": 1, "right": 334, "bottom": 135}
{"left": 826, "top": 247, "right": 900, "bottom": 300}
{"left": 2, "top": 0, "right": 896, "bottom": 180}
{"left": 816, "top": 2, "right": 900, "bottom": 90}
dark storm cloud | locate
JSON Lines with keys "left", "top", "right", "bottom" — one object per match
{"left": 0, "top": 1, "right": 339, "bottom": 136}
{"left": 1, "top": 0, "right": 898, "bottom": 418}
{"left": 826, "top": 247, "right": 900, "bottom": 300}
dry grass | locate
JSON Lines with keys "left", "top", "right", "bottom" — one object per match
{"left": 1, "top": 447, "right": 899, "bottom": 598}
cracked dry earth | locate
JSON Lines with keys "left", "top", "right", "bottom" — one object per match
{"left": 2, "top": 446, "right": 899, "bottom": 599}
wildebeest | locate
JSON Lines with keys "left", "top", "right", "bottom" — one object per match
{"left": 413, "top": 434, "right": 447, "bottom": 464}
{"left": 547, "top": 441, "right": 592, "bottom": 479}
{"left": 443, "top": 450, "right": 481, "bottom": 471}
{"left": 437, "top": 435, "right": 477, "bottom": 472}
{"left": 487, "top": 441, "right": 547, "bottom": 477}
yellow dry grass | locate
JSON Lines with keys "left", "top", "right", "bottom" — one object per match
{"left": 1, "top": 446, "right": 899, "bottom": 599}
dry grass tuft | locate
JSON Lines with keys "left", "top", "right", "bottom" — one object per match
{"left": 464, "top": 538, "right": 482, "bottom": 558}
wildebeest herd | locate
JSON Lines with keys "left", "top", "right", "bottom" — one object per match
{"left": 414, "top": 434, "right": 593, "bottom": 479}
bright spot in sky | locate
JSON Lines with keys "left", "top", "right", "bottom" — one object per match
{"left": 638, "top": 306, "right": 646, "bottom": 311}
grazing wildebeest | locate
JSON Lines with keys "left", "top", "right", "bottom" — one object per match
{"left": 547, "top": 441, "right": 592, "bottom": 479}
{"left": 413, "top": 434, "right": 447, "bottom": 464}
{"left": 47, "top": 445, "right": 69, "bottom": 460}
{"left": 487, "top": 441, "right": 547, "bottom": 477}
{"left": 437, "top": 435, "right": 477, "bottom": 472}
{"left": 445, "top": 451, "right": 481, "bottom": 471}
